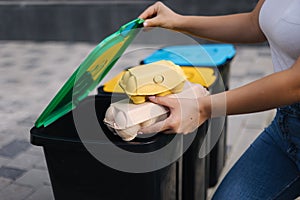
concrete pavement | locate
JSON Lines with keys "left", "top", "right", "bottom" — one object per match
{"left": 0, "top": 40, "right": 276, "bottom": 200}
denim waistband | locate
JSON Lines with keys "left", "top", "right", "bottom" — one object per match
{"left": 278, "top": 102, "right": 300, "bottom": 116}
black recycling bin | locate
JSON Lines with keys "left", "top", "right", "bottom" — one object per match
{"left": 207, "top": 67, "right": 229, "bottom": 187}
{"left": 30, "top": 19, "right": 186, "bottom": 200}
{"left": 31, "top": 94, "right": 183, "bottom": 200}
{"left": 181, "top": 123, "right": 208, "bottom": 200}
{"left": 141, "top": 44, "right": 236, "bottom": 187}
{"left": 99, "top": 65, "right": 217, "bottom": 200}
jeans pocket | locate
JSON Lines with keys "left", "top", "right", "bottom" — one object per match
{"left": 277, "top": 112, "right": 289, "bottom": 140}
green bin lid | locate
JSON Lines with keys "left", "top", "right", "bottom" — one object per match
{"left": 35, "top": 18, "right": 144, "bottom": 128}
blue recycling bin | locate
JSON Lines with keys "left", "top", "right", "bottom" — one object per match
{"left": 141, "top": 44, "right": 236, "bottom": 188}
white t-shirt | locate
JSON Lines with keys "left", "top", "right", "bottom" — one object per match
{"left": 259, "top": 0, "right": 300, "bottom": 72}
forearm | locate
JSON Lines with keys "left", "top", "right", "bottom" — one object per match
{"left": 174, "top": 14, "right": 266, "bottom": 44}
{"left": 226, "top": 69, "right": 300, "bottom": 115}
{"left": 139, "top": 0, "right": 266, "bottom": 43}
{"left": 201, "top": 59, "right": 300, "bottom": 117}
{"left": 171, "top": 0, "right": 266, "bottom": 44}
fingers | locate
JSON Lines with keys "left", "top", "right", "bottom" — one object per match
{"left": 138, "top": 96, "right": 178, "bottom": 134}
{"left": 143, "top": 18, "right": 159, "bottom": 28}
{"left": 138, "top": 1, "right": 165, "bottom": 27}
{"left": 148, "top": 96, "right": 177, "bottom": 108}
{"left": 138, "top": 6, "right": 155, "bottom": 20}
{"left": 138, "top": 2, "right": 160, "bottom": 20}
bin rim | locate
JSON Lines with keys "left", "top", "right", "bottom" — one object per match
{"left": 30, "top": 125, "right": 171, "bottom": 147}
{"left": 34, "top": 18, "right": 144, "bottom": 128}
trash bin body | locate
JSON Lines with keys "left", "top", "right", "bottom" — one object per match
{"left": 207, "top": 67, "right": 228, "bottom": 187}
{"left": 31, "top": 19, "right": 188, "bottom": 200}
{"left": 141, "top": 44, "right": 235, "bottom": 187}
{"left": 98, "top": 66, "right": 215, "bottom": 200}
{"left": 31, "top": 95, "right": 182, "bottom": 200}
{"left": 182, "top": 123, "right": 208, "bottom": 200}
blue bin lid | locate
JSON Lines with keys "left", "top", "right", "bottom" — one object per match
{"left": 142, "top": 44, "right": 236, "bottom": 67}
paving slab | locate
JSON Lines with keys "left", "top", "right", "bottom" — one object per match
{"left": 16, "top": 168, "right": 51, "bottom": 188}
{"left": 25, "top": 185, "right": 54, "bottom": 200}
{"left": 0, "top": 183, "right": 33, "bottom": 200}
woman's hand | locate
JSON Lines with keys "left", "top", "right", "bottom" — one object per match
{"left": 138, "top": 1, "right": 181, "bottom": 29}
{"left": 138, "top": 85, "right": 210, "bottom": 135}
{"left": 139, "top": 0, "right": 266, "bottom": 43}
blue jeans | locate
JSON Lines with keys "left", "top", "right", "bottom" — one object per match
{"left": 212, "top": 103, "right": 300, "bottom": 200}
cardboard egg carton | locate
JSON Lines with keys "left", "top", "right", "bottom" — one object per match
{"left": 119, "top": 60, "right": 186, "bottom": 104}
{"left": 104, "top": 82, "right": 209, "bottom": 141}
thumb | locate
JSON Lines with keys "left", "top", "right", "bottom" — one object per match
{"left": 143, "top": 18, "right": 161, "bottom": 28}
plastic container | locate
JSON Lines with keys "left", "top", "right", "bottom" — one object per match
{"left": 182, "top": 123, "right": 208, "bottom": 200}
{"left": 99, "top": 65, "right": 217, "bottom": 200}
{"left": 30, "top": 18, "right": 186, "bottom": 200}
{"left": 31, "top": 94, "right": 183, "bottom": 200}
{"left": 141, "top": 44, "right": 236, "bottom": 188}
{"left": 141, "top": 44, "right": 235, "bottom": 90}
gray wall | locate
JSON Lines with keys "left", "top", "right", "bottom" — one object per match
{"left": 0, "top": 0, "right": 258, "bottom": 42}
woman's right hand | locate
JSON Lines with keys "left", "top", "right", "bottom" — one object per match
{"left": 138, "top": 1, "right": 181, "bottom": 30}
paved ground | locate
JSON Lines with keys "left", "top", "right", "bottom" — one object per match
{"left": 0, "top": 40, "right": 276, "bottom": 200}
